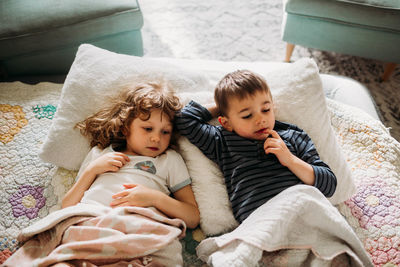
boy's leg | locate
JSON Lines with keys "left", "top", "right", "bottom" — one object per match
{"left": 207, "top": 240, "right": 263, "bottom": 267}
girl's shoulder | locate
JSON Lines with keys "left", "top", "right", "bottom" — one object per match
{"left": 160, "top": 149, "right": 188, "bottom": 174}
{"left": 156, "top": 148, "right": 186, "bottom": 165}
{"left": 96, "top": 145, "right": 115, "bottom": 155}
{"left": 84, "top": 145, "right": 118, "bottom": 163}
{"left": 160, "top": 148, "right": 181, "bottom": 159}
{"left": 86, "top": 145, "right": 109, "bottom": 159}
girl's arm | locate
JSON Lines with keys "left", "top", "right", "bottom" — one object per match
{"left": 167, "top": 185, "right": 200, "bottom": 228}
{"left": 61, "top": 166, "right": 97, "bottom": 208}
{"left": 61, "top": 152, "right": 130, "bottom": 208}
{"left": 111, "top": 184, "right": 200, "bottom": 229}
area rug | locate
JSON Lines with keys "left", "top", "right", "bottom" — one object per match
{"left": 140, "top": 0, "right": 400, "bottom": 142}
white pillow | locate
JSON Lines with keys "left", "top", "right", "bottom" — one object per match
{"left": 39, "top": 44, "right": 212, "bottom": 170}
{"left": 175, "top": 58, "right": 356, "bottom": 235}
{"left": 265, "top": 58, "right": 355, "bottom": 206}
{"left": 40, "top": 45, "right": 355, "bottom": 236}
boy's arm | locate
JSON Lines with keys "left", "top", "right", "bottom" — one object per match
{"left": 282, "top": 153, "right": 316, "bottom": 185}
{"left": 289, "top": 130, "right": 337, "bottom": 198}
{"left": 175, "top": 101, "right": 222, "bottom": 161}
{"left": 264, "top": 129, "right": 315, "bottom": 184}
{"left": 204, "top": 103, "right": 220, "bottom": 118}
{"left": 264, "top": 129, "right": 336, "bottom": 197}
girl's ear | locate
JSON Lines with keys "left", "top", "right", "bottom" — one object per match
{"left": 218, "top": 116, "right": 233, "bottom": 132}
{"left": 122, "top": 126, "right": 128, "bottom": 136}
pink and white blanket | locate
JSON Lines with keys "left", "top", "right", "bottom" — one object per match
{"left": 3, "top": 204, "right": 186, "bottom": 267}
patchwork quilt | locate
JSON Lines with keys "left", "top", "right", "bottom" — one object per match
{"left": 0, "top": 82, "right": 400, "bottom": 266}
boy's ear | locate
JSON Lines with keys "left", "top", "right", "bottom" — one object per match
{"left": 218, "top": 116, "right": 233, "bottom": 132}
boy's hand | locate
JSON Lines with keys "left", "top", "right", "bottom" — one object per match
{"left": 263, "top": 129, "right": 294, "bottom": 167}
{"left": 87, "top": 152, "right": 130, "bottom": 176}
{"left": 110, "top": 184, "right": 159, "bottom": 208}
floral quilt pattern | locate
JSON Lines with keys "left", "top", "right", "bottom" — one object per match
{"left": 1, "top": 82, "right": 399, "bottom": 266}
{"left": 327, "top": 99, "right": 400, "bottom": 267}
{"left": 0, "top": 83, "right": 62, "bottom": 263}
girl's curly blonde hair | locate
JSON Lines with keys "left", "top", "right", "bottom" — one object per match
{"left": 75, "top": 81, "right": 182, "bottom": 149}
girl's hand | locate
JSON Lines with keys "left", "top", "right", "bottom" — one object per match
{"left": 87, "top": 152, "right": 130, "bottom": 176}
{"left": 110, "top": 184, "right": 160, "bottom": 208}
{"left": 264, "top": 129, "right": 294, "bottom": 167}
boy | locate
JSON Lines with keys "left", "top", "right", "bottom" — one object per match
{"left": 175, "top": 70, "right": 337, "bottom": 223}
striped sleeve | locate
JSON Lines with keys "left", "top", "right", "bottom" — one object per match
{"left": 290, "top": 129, "right": 337, "bottom": 198}
{"left": 175, "top": 101, "right": 221, "bottom": 162}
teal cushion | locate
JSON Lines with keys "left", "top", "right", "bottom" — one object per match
{"left": 0, "top": 0, "right": 143, "bottom": 75}
{"left": 282, "top": 13, "right": 400, "bottom": 63}
{"left": 285, "top": 0, "right": 400, "bottom": 32}
{"left": 338, "top": 0, "right": 400, "bottom": 9}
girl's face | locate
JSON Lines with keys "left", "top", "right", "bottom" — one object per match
{"left": 123, "top": 109, "right": 173, "bottom": 157}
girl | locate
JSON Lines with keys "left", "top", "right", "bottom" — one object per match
{"left": 62, "top": 81, "right": 200, "bottom": 229}
{"left": 5, "top": 81, "right": 199, "bottom": 267}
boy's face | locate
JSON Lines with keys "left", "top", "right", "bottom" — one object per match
{"left": 219, "top": 90, "right": 275, "bottom": 140}
{"left": 124, "top": 108, "right": 172, "bottom": 157}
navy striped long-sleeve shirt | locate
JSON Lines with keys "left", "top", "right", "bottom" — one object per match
{"left": 175, "top": 101, "right": 337, "bottom": 223}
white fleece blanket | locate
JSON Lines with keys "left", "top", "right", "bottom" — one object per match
{"left": 196, "top": 185, "right": 373, "bottom": 267}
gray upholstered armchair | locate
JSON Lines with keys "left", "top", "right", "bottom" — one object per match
{"left": 281, "top": 0, "right": 400, "bottom": 81}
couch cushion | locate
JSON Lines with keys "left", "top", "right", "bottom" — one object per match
{"left": 285, "top": 0, "right": 400, "bottom": 33}
{"left": 0, "top": 0, "right": 142, "bottom": 37}
{"left": 0, "top": 0, "right": 143, "bottom": 75}
{"left": 0, "top": 0, "right": 143, "bottom": 58}
{"left": 338, "top": 0, "right": 400, "bottom": 9}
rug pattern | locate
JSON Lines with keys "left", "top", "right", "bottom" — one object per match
{"left": 140, "top": 0, "right": 400, "bottom": 142}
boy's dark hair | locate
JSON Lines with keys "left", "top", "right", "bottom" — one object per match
{"left": 214, "top": 70, "right": 271, "bottom": 116}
